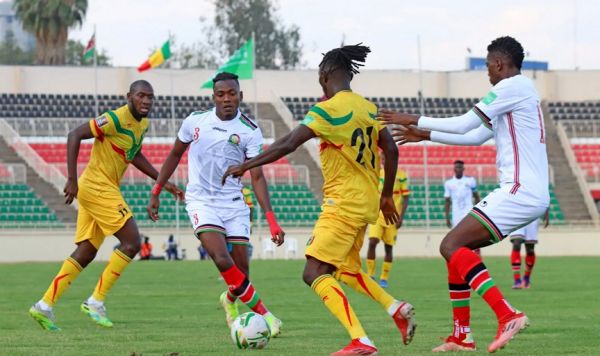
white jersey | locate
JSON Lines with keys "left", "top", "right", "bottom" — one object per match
{"left": 444, "top": 175, "right": 477, "bottom": 224}
{"left": 473, "top": 74, "right": 549, "bottom": 204}
{"left": 178, "top": 108, "right": 263, "bottom": 202}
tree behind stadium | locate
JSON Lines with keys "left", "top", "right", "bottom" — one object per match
{"left": 214, "top": 0, "right": 302, "bottom": 69}
{"left": 13, "top": 0, "right": 87, "bottom": 65}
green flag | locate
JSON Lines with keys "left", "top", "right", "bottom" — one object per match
{"left": 82, "top": 33, "right": 95, "bottom": 61}
{"left": 201, "top": 38, "right": 254, "bottom": 89}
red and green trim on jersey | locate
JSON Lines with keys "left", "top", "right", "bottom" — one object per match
{"left": 239, "top": 113, "right": 258, "bottom": 130}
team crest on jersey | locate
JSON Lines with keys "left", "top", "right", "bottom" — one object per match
{"left": 228, "top": 134, "right": 241, "bottom": 146}
{"left": 95, "top": 115, "right": 109, "bottom": 127}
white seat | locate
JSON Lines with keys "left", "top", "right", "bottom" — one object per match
{"left": 285, "top": 238, "right": 298, "bottom": 259}
{"left": 261, "top": 238, "right": 275, "bottom": 259}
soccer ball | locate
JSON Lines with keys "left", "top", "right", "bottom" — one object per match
{"left": 230, "top": 312, "right": 271, "bottom": 349}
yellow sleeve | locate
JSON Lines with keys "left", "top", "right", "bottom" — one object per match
{"left": 89, "top": 113, "right": 117, "bottom": 140}
{"left": 242, "top": 187, "right": 254, "bottom": 208}
{"left": 398, "top": 170, "right": 410, "bottom": 196}
{"left": 300, "top": 103, "right": 332, "bottom": 138}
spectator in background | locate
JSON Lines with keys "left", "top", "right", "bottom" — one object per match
{"left": 140, "top": 237, "right": 152, "bottom": 260}
{"left": 164, "top": 234, "right": 179, "bottom": 260}
{"left": 198, "top": 242, "right": 208, "bottom": 260}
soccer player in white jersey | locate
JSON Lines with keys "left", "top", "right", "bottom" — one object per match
{"left": 509, "top": 208, "right": 549, "bottom": 289}
{"left": 444, "top": 160, "right": 480, "bottom": 229}
{"left": 147, "top": 72, "right": 284, "bottom": 336}
{"left": 380, "top": 36, "right": 549, "bottom": 352}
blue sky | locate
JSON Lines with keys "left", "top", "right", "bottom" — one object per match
{"left": 63, "top": 0, "right": 599, "bottom": 70}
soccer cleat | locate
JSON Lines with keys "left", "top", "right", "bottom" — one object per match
{"left": 264, "top": 313, "right": 282, "bottom": 338}
{"left": 432, "top": 335, "right": 476, "bottom": 352}
{"left": 331, "top": 339, "right": 378, "bottom": 356}
{"left": 81, "top": 302, "right": 113, "bottom": 328}
{"left": 219, "top": 291, "right": 240, "bottom": 328}
{"left": 523, "top": 277, "right": 531, "bottom": 289}
{"left": 512, "top": 280, "right": 523, "bottom": 289}
{"left": 29, "top": 303, "right": 60, "bottom": 331}
{"left": 487, "top": 312, "right": 529, "bottom": 353}
{"left": 391, "top": 301, "right": 416, "bottom": 345}
{"left": 379, "top": 279, "right": 388, "bottom": 288}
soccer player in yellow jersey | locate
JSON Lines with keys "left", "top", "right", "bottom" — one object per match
{"left": 29, "top": 80, "right": 183, "bottom": 331}
{"left": 366, "top": 167, "right": 410, "bottom": 288}
{"left": 223, "top": 44, "right": 416, "bottom": 355}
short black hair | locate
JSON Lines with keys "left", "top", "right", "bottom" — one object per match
{"left": 213, "top": 72, "right": 239, "bottom": 85}
{"left": 487, "top": 36, "right": 524, "bottom": 70}
{"left": 129, "top": 80, "right": 152, "bottom": 93}
{"left": 319, "top": 43, "right": 371, "bottom": 79}
{"left": 454, "top": 160, "right": 465, "bottom": 165}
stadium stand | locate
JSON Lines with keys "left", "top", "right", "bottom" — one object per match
{"left": 0, "top": 183, "right": 61, "bottom": 228}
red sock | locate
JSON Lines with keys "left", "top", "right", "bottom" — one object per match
{"left": 449, "top": 247, "right": 515, "bottom": 321}
{"left": 524, "top": 253, "right": 536, "bottom": 279}
{"left": 511, "top": 250, "right": 522, "bottom": 282}
{"left": 226, "top": 291, "right": 236, "bottom": 303}
{"left": 447, "top": 262, "right": 471, "bottom": 341}
{"left": 220, "top": 265, "right": 268, "bottom": 315}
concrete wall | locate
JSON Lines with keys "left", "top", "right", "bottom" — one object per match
{"left": 1, "top": 66, "right": 599, "bottom": 102}
{"left": 1, "top": 227, "right": 598, "bottom": 262}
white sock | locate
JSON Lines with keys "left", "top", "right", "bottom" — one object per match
{"left": 37, "top": 300, "right": 52, "bottom": 311}
{"left": 358, "top": 336, "right": 375, "bottom": 347}
{"left": 387, "top": 300, "right": 402, "bottom": 316}
{"left": 87, "top": 296, "right": 103, "bottom": 306}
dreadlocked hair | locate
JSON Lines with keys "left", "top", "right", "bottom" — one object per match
{"left": 319, "top": 43, "right": 371, "bottom": 78}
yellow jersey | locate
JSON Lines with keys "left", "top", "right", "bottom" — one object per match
{"left": 80, "top": 105, "right": 148, "bottom": 191}
{"left": 302, "top": 90, "right": 382, "bottom": 223}
{"left": 242, "top": 186, "right": 254, "bottom": 208}
{"left": 375, "top": 168, "right": 410, "bottom": 226}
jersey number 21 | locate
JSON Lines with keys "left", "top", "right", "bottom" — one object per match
{"left": 351, "top": 126, "right": 376, "bottom": 168}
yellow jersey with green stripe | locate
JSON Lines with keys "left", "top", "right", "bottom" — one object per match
{"left": 301, "top": 90, "right": 382, "bottom": 223}
{"left": 242, "top": 186, "right": 254, "bottom": 208}
{"left": 375, "top": 168, "right": 410, "bottom": 226}
{"left": 80, "top": 105, "right": 148, "bottom": 190}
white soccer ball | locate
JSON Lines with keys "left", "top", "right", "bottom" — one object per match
{"left": 230, "top": 312, "right": 271, "bottom": 349}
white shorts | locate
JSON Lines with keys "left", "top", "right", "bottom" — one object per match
{"left": 469, "top": 187, "right": 548, "bottom": 243}
{"left": 186, "top": 198, "right": 251, "bottom": 245}
{"left": 509, "top": 219, "right": 539, "bottom": 243}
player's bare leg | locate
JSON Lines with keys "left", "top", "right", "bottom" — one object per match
{"left": 201, "top": 231, "right": 280, "bottom": 334}
{"left": 435, "top": 215, "right": 528, "bottom": 353}
{"left": 82, "top": 218, "right": 140, "bottom": 327}
{"left": 29, "top": 240, "right": 98, "bottom": 331}
{"left": 523, "top": 243, "right": 536, "bottom": 288}
{"left": 366, "top": 238, "right": 379, "bottom": 279}
{"left": 303, "top": 257, "right": 379, "bottom": 355}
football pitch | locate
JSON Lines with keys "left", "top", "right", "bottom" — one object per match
{"left": 1, "top": 257, "right": 598, "bottom": 355}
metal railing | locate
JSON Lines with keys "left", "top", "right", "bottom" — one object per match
{"left": 4, "top": 117, "right": 276, "bottom": 139}
{"left": 0, "top": 119, "right": 66, "bottom": 193}
{"left": 53, "top": 163, "right": 311, "bottom": 187}
{"left": 0, "top": 163, "right": 27, "bottom": 183}
{"left": 400, "top": 164, "right": 555, "bottom": 186}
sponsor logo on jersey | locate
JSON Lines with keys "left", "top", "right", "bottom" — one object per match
{"left": 481, "top": 200, "right": 488, "bottom": 207}
{"left": 95, "top": 115, "right": 109, "bottom": 127}
{"left": 228, "top": 134, "right": 241, "bottom": 146}
{"left": 212, "top": 127, "right": 227, "bottom": 132}
{"left": 481, "top": 91, "right": 497, "bottom": 105}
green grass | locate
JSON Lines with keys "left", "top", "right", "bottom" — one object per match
{"left": 1, "top": 257, "right": 599, "bottom": 355}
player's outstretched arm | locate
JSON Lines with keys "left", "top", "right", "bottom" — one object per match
{"left": 379, "top": 109, "right": 482, "bottom": 134}
{"left": 221, "top": 125, "right": 316, "bottom": 184}
{"left": 250, "top": 167, "right": 285, "bottom": 246}
{"left": 64, "top": 123, "right": 94, "bottom": 204}
{"left": 147, "top": 138, "right": 188, "bottom": 221}
{"left": 378, "top": 129, "right": 400, "bottom": 225}
{"left": 393, "top": 124, "right": 493, "bottom": 146}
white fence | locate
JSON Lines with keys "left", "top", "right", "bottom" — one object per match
{"left": 4, "top": 117, "right": 276, "bottom": 139}
{"left": 0, "top": 119, "right": 65, "bottom": 193}
{"left": 0, "top": 163, "right": 27, "bottom": 183}
{"left": 54, "top": 163, "right": 311, "bottom": 187}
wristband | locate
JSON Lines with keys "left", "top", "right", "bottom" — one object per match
{"left": 151, "top": 183, "right": 163, "bottom": 196}
{"left": 265, "top": 211, "right": 278, "bottom": 226}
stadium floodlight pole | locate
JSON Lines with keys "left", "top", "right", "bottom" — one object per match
{"left": 93, "top": 24, "right": 99, "bottom": 117}
{"left": 417, "top": 34, "right": 432, "bottom": 248}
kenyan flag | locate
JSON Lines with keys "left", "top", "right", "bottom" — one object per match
{"left": 82, "top": 33, "right": 95, "bottom": 61}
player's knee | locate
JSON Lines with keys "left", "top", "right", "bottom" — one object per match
{"left": 213, "top": 253, "right": 234, "bottom": 271}
{"left": 439, "top": 237, "right": 457, "bottom": 261}
{"left": 525, "top": 243, "right": 535, "bottom": 255}
{"left": 512, "top": 240, "right": 522, "bottom": 251}
{"left": 119, "top": 239, "right": 141, "bottom": 257}
{"left": 368, "top": 238, "right": 379, "bottom": 248}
